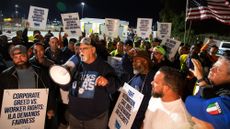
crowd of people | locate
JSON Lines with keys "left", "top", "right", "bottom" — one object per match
{"left": 0, "top": 25, "right": 229, "bottom": 129}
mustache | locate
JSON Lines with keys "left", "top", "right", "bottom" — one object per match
{"left": 80, "top": 54, "right": 85, "bottom": 61}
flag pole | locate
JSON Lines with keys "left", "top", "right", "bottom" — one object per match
{"left": 187, "top": 20, "right": 192, "bottom": 44}
{"left": 184, "top": 0, "right": 189, "bottom": 44}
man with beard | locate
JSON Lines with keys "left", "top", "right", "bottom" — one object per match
{"left": 127, "top": 50, "right": 155, "bottom": 129}
{"left": 142, "top": 66, "right": 193, "bottom": 129}
{"left": 150, "top": 46, "right": 172, "bottom": 71}
{"left": 61, "top": 37, "right": 118, "bottom": 129}
{"left": 0, "top": 45, "right": 56, "bottom": 128}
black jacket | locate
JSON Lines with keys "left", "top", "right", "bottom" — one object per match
{"left": 0, "top": 65, "right": 56, "bottom": 111}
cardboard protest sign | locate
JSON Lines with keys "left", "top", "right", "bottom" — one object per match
{"left": 108, "top": 83, "right": 144, "bottom": 129}
{"left": 0, "top": 88, "right": 49, "bottom": 129}
{"left": 27, "top": 6, "right": 48, "bottom": 30}
{"left": 161, "top": 38, "right": 181, "bottom": 61}
{"left": 136, "top": 18, "right": 153, "bottom": 39}
{"left": 61, "top": 13, "right": 82, "bottom": 37}
{"left": 157, "top": 22, "right": 172, "bottom": 39}
{"left": 105, "top": 18, "right": 120, "bottom": 38}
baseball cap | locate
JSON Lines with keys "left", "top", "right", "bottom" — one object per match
{"left": 10, "top": 45, "right": 27, "bottom": 57}
{"left": 124, "top": 39, "right": 133, "bottom": 47}
{"left": 69, "top": 38, "right": 77, "bottom": 44}
{"left": 153, "top": 46, "right": 166, "bottom": 56}
{"left": 153, "top": 38, "right": 162, "bottom": 43}
{"left": 80, "top": 37, "right": 96, "bottom": 47}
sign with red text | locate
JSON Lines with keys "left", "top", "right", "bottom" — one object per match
{"left": 105, "top": 18, "right": 120, "bottom": 38}
{"left": 28, "top": 6, "right": 48, "bottom": 30}
{"left": 108, "top": 83, "right": 144, "bottom": 129}
{"left": 136, "top": 18, "right": 152, "bottom": 39}
{"left": 61, "top": 12, "right": 82, "bottom": 37}
{"left": 0, "top": 89, "right": 49, "bottom": 129}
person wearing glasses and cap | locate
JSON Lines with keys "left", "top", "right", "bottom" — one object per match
{"left": 151, "top": 45, "right": 172, "bottom": 70}
{"left": 61, "top": 37, "right": 119, "bottom": 129}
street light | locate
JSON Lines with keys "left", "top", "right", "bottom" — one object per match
{"left": 14, "top": 4, "right": 19, "bottom": 18}
{"left": 81, "top": 2, "right": 85, "bottom": 18}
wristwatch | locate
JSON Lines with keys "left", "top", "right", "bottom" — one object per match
{"left": 197, "top": 78, "right": 205, "bottom": 83}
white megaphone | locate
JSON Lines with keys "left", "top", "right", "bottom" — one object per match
{"left": 49, "top": 55, "right": 79, "bottom": 85}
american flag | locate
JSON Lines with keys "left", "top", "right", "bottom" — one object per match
{"left": 186, "top": 0, "right": 230, "bottom": 25}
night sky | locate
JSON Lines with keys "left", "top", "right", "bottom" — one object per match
{"left": 0, "top": 0, "right": 162, "bottom": 27}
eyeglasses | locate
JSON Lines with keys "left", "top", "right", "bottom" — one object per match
{"left": 79, "top": 47, "right": 92, "bottom": 51}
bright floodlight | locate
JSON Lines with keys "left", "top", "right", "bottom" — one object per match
{"left": 81, "top": 2, "right": 85, "bottom": 6}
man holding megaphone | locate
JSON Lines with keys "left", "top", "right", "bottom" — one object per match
{"left": 50, "top": 37, "right": 119, "bottom": 129}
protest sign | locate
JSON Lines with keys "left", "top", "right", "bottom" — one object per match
{"left": 61, "top": 13, "right": 82, "bottom": 37}
{"left": 27, "top": 6, "right": 48, "bottom": 30}
{"left": 157, "top": 22, "right": 172, "bottom": 39}
{"left": 136, "top": 18, "right": 153, "bottom": 39}
{"left": 0, "top": 88, "right": 49, "bottom": 129}
{"left": 105, "top": 18, "right": 120, "bottom": 38}
{"left": 107, "top": 56, "right": 124, "bottom": 78}
{"left": 161, "top": 38, "right": 181, "bottom": 61}
{"left": 108, "top": 83, "right": 144, "bottom": 129}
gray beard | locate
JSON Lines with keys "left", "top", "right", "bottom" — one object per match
{"left": 133, "top": 69, "right": 140, "bottom": 75}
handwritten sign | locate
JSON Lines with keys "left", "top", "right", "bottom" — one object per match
{"left": 105, "top": 18, "right": 120, "bottom": 38}
{"left": 0, "top": 89, "right": 49, "bottom": 129}
{"left": 136, "top": 18, "right": 153, "bottom": 39}
{"left": 157, "top": 22, "right": 171, "bottom": 39}
{"left": 161, "top": 38, "right": 181, "bottom": 61}
{"left": 108, "top": 83, "right": 144, "bottom": 129}
{"left": 61, "top": 12, "right": 82, "bottom": 37}
{"left": 27, "top": 6, "right": 48, "bottom": 30}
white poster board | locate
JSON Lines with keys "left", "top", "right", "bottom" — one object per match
{"left": 136, "top": 18, "right": 153, "bottom": 39}
{"left": 161, "top": 38, "right": 181, "bottom": 61}
{"left": 108, "top": 83, "right": 144, "bottom": 129}
{"left": 0, "top": 88, "right": 49, "bottom": 129}
{"left": 61, "top": 12, "right": 82, "bottom": 37}
{"left": 157, "top": 22, "right": 172, "bottom": 39}
{"left": 105, "top": 18, "right": 120, "bottom": 38}
{"left": 27, "top": 6, "right": 49, "bottom": 30}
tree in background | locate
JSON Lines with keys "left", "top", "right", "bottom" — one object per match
{"left": 159, "top": 0, "right": 230, "bottom": 45}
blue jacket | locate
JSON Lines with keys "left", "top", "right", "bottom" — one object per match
{"left": 185, "top": 84, "right": 230, "bottom": 129}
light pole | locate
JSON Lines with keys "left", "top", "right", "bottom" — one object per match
{"left": 14, "top": 4, "right": 19, "bottom": 18}
{"left": 81, "top": 2, "right": 85, "bottom": 18}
